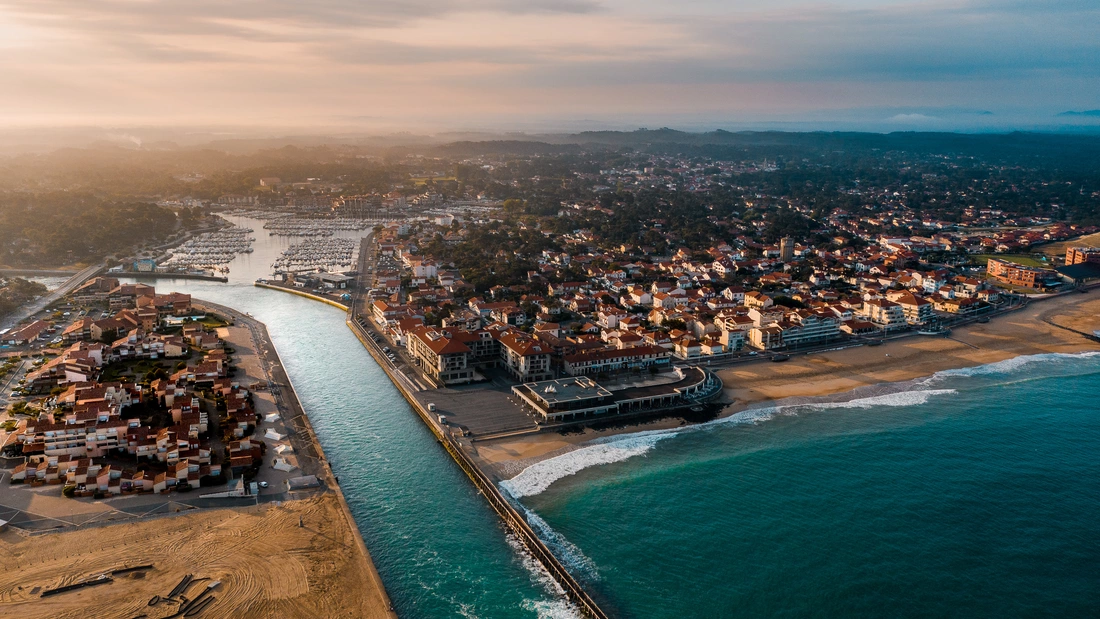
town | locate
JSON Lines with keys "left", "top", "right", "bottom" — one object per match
{"left": 0, "top": 277, "right": 320, "bottom": 512}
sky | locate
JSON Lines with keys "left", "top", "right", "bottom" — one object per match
{"left": 0, "top": 0, "right": 1098, "bottom": 132}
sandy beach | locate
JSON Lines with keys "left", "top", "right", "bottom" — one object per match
{"left": 0, "top": 304, "right": 396, "bottom": 619}
{"left": 0, "top": 494, "right": 393, "bottom": 619}
{"left": 474, "top": 291, "right": 1100, "bottom": 475}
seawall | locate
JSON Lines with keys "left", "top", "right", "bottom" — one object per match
{"left": 195, "top": 298, "right": 396, "bottom": 617}
{"left": 346, "top": 318, "right": 611, "bottom": 619}
{"left": 123, "top": 271, "right": 229, "bottom": 283}
{"left": 254, "top": 282, "right": 350, "bottom": 311}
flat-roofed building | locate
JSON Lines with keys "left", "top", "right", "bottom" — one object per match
{"left": 512, "top": 376, "right": 616, "bottom": 422}
{"left": 1065, "top": 247, "right": 1100, "bottom": 266}
{"left": 986, "top": 258, "right": 1060, "bottom": 289}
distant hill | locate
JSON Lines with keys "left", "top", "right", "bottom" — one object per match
{"left": 1057, "top": 110, "right": 1100, "bottom": 117}
{"left": 422, "top": 129, "right": 1100, "bottom": 172}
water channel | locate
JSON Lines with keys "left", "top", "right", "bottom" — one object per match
{"left": 125, "top": 215, "right": 578, "bottom": 618}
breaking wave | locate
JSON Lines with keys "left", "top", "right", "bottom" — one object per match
{"left": 504, "top": 533, "right": 585, "bottom": 619}
{"left": 501, "top": 388, "right": 958, "bottom": 499}
{"left": 927, "top": 351, "right": 1100, "bottom": 382}
{"left": 500, "top": 432, "right": 677, "bottom": 498}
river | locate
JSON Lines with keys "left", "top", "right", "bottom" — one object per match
{"left": 124, "top": 215, "right": 579, "bottom": 618}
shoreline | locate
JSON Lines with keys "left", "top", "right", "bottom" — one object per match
{"left": 254, "top": 281, "right": 350, "bottom": 310}
{"left": 345, "top": 316, "right": 611, "bottom": 619}
{"left": 473, "top": 290, "right": 1100, "bottom": 478}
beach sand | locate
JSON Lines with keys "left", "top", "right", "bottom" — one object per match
{"left": 0, "top": 494, "right": 394, "bottom": 619}
{"left": 0, "top": 305, "right": 396, "bottom": 619}
{"left": 474, "top": 292, "right": 1100, "bottom": 475}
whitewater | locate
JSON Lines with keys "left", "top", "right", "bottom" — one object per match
{"left": 502, "top": 350, "right": 1100, "bottom": 501}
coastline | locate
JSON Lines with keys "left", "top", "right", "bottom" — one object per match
{"left": 474, "top": 290, "right": 1100, "bottom": 478}
{"left": 344, "top": 316, "right": 611, "bottom": 619}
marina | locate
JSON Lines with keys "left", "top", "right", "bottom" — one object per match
{"left": 272, "top": 237, "right": 359, "bottom": 274}
{"left": 160, "top": 226, "right": 255, "bottom": 273}
{"left": 263, "top": 217, "right": 375, "bottom": 237}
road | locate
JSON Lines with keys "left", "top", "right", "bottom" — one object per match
{"left": 0, "top": 262, "right": 103, "bottom": 331}
{"left": 191, "top": 300, "right": 332, "bottom": 488}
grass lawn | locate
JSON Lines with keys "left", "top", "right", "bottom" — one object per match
{"left": 199, "top": 315, "right": 229, "bottom": 328}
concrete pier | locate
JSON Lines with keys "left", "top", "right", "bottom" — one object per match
{"left": 347, "top": 317, "right": 613, "bottom": 619}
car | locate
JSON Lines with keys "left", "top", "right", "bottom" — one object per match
{"left": 259, "top": 481, "right": 269, "bottom": 488}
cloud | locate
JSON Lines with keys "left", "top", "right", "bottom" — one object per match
{"left": 0, "top": 0, "right": 1097, "bottom": 126}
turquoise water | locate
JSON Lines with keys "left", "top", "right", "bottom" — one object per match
{"left": 135, "top": 217, "right": 1100, "bottom": 617}
{"left": 125, "top": 216, "right": 579, "bottom": 618}
{"left": 514, "top": 353, "right": 1100, "bottom": 618}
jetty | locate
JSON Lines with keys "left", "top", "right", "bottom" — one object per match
{"left": 347, "top": 317, "right": 612, "bottom": 619}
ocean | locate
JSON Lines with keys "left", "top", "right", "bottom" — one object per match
{"left": 129, "top": 217, "right": 1100, "bottom": 617}
{"left": 509, "top": 352, "right": 1100, "bottom": 618}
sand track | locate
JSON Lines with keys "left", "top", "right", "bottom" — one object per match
{"left": 0, "top": 494, "right": 393, "bottom": 619}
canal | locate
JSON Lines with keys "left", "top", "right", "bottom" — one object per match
{"left": 125, "top": 216, "right": 579, "bottom": 618}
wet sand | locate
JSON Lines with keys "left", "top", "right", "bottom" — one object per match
{"left": 474, "top": 292, "right": 1100, "bottom": 476}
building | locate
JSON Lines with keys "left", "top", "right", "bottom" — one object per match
{"left": 780, "top": 311, "right": 842, "bottom": 347}
{"left": 891, "top": 292, "right": 936, "bottom": 325}
{"left": 512, "top": 376, "right": 616, "bottom": 422}
{"left": 780, "top": 236, "right": 794, "bottom": 262}
{"left": 562, "top": 345, "right": 671, "bottom": 376}
{"left": 986, "top": 258, "right": 1060, "bottom": 289}
{"left": 498, "top": 332, "right": 553, "bottom": 382}
{"left": 862, "top": 298, "right": 908, "bottom": 331}
{"left": 1065, "top": 247, "right": 1100, "bottom": 266}
{"left": 406, "top": 326, "right": 476, "bottom": 386}
{"left": 513, "top": 367, "right": 720, "bottom": 423}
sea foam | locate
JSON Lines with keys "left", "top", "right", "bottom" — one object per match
{"left": 500, "top": 432, "right": 677, "bottom": 499}
{"left": 926, "top": 350, "right": 1100, "bottom": 382}
{"left": 501, "top": 387, "right": 957, "bottom": 499}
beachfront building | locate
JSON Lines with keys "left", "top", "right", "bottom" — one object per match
{"left": 406, "top": 326, "right": 477, "bottom": 386}
{"left": 861, "top": 298, "right": 908, "bottom": 331}
{"left": 780, "top": 311, "right": 842, "bottom": 347}
{"left": 890, "top": 291, "right": 936, "bottom": 325}
{"left": 986, "top": 258, "right": 1061, "bottom": 289}
{"left": 513, "top": 367, "right": 721, "bottom": 423}
{"left": 498, "top": 332, "right": 553, "bottom": 382}
{"left": 562, "top": 345, "right": 671, "bottom": 376}
{"left": 512, "top": 376, "right": 617, "bottom": 422}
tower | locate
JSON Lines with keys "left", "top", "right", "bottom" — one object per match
{"left": 780, "top": 236, "right": 794, "bottom": 262}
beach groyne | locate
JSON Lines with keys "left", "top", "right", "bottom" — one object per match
{"left": 254, "top": 282, "right": 350, "bottom": 311}
{"left": 347, "top": 317, "right": 611, "bottom": 619}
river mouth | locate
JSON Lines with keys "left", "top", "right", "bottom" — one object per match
{"left": 120, "top": 215, "right": 582, "bottom": 618}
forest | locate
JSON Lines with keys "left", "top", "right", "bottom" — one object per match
{"left": 0, "top": 194, "right": 186, "bottom": 267}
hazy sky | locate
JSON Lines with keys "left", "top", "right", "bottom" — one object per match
{"left": 0, "top": 0, "right": 1098, "bottom": 130}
